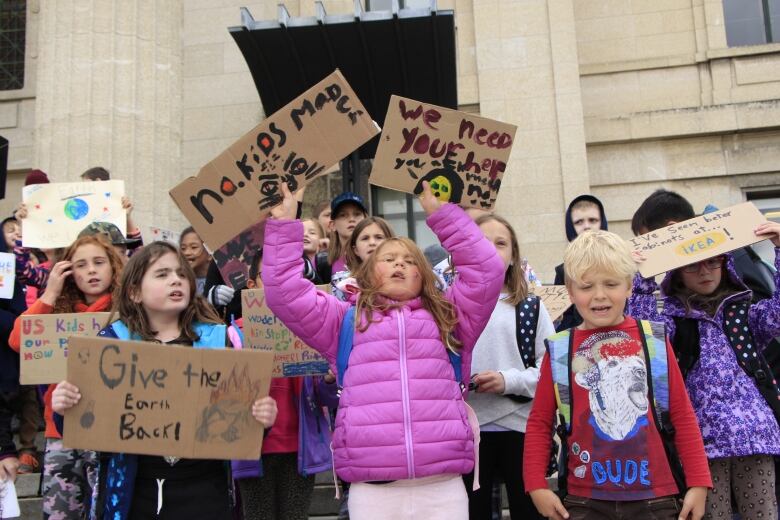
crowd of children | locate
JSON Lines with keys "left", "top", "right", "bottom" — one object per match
{"left": 0, "top": 163, "right": 779, "bottom": 520}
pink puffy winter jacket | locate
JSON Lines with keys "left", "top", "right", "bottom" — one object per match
{"left": 262, "top": 203, "right": 504, "bottom": 483}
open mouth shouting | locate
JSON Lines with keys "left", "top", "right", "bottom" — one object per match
{"left": 168, "top": 289, "right": 185, "bottom": 301}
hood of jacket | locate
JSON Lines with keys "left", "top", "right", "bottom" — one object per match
{"left": 565, "top": 194, "right": 608, "bottom": 241}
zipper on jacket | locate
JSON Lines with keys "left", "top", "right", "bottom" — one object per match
{"left": 397, "top": 308, "right": 416, "bottom": 479}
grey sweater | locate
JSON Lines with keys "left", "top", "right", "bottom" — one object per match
{"left": 468, "top": 295, "right": 555, "bottom": 432}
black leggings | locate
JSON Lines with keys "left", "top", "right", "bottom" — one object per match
{"left": 464, "top": 430, "right": 542, "bottom": 520}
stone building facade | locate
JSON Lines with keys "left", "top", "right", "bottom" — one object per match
{"left": 1, "top": 0, "right": 778, "bottom": 281}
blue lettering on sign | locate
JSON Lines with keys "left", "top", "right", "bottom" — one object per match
{"left": 591, "top": 459, "right": 650, "bottom": 486}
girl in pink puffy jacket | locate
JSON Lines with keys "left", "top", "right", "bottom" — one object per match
{"left": 261, "top": 182, "right": 505, "bottom": 520}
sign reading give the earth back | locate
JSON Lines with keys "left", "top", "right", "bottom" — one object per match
{"left": 370, "top": 96, "right": 517, "bottom": 210}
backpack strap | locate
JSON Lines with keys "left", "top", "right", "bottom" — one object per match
{"left": 670, "top": 317, "right": 700, "bottom": 379}
{"left": 515, "top": 295, "right": 541, "bottom": 369}
{"left": 638, "top": 320, "right": 671, "bottom": 430}
{"left": 336, "top": 306, "right": 356, "bottom": 390}
{"left": 546, "top": 330, "right": 574, "bottom": 495}
{"left": 336, "top": 306, "right": 463, "bottom": 392}
{"left": 315, "top": 251, "right": 332, "bottom": 284}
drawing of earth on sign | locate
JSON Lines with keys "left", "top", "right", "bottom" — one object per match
{"left": 63, "top": 197, "right": 89, "bottom": 221}
{"left": 195, "top": 365, "right": 264, "bottom": 444}
{"left": 413, "top": 168, "right": 464, "bottom": 204}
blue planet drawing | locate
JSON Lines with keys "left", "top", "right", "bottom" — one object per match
{"left": 64, "top": 198, "right": 89, "bottom": 220}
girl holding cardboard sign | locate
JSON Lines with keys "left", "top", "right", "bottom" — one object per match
{"left": 628, "top": 221, "right": 780, "bottom": 518}
{"left": 8, "top": 234, "right": 124, "bottom": 520}
{"left": 51, "top": 242, "right": 279, "bottom": 520}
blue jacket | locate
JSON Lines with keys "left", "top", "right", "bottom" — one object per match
{"left": 93, "top": 321, "right": 226, "bottom": 520}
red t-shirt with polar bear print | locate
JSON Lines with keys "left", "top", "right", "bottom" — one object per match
{"left": 523, "top": 318, "right": 712, "bottom": 500}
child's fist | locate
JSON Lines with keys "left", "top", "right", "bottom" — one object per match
{"left": 52, "top": 381, "right": 81, "bottom": 414}
{"left": 679, "top": 486, "right": 707, "bottom": 520}
{"left": 252, "top": 396, "right": 278, "bottom": 429}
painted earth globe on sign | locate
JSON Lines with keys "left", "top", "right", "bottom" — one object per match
{"left": 64, "top": 198, "right": 90, "bottom": 220}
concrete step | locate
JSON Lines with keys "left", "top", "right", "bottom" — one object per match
{"left": 15, "top": 472, "right": 41, "bottom": 498}
{"left": 18, "top": 496, "right": 42, "bottom": 519}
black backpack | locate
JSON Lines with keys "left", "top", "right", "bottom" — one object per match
{"left": 506, "top": 295, "right": 541, "bottom": 403}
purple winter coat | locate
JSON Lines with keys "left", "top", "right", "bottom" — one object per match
{"left": 627, "top": 247, "right": 780, "bottom": 458}
{"left": 262, "top": 203, "right": 504, "bottom": 483}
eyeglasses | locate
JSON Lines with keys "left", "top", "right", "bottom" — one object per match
{"left": 681, "top": 257, "right": 724, "bottom": 273}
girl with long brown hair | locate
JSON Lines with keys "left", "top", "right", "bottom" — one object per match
{"left": 8, "top": 234, "right": 124, "bottom": 520}
{"left": 51, "top": 242, "right": 278, "bottom": 519}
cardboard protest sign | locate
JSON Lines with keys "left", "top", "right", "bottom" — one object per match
{"left": 370, "top": 96, "right": 517, "bottom": 210}
{"left": 64, "top": 337, "right": 275, "bottom": 460}
{"left": 144, "top": 225, "right": 180, "bottom": 245}
{"left": 19, "top": 313, "right": 110, "bottom": 384}
{"left": 242, "top": 288, "right": 329, "bottom": 377}
{"left": 629, "top": 202, "right": 768, "bottom": 277}
{"left": 22, "top": 180, "right": 126, "bottom": 248}
{"left": 0, "top": 252, "right": 14, "bottom": 299}
{"left": 530, "top": 286, "right": 571, "bottom": 322}
{"left": 170, "top": 69, "right": 379, "bottom": 251}
{"left": 213, "top": 221, "right": 266, "bottom": 289}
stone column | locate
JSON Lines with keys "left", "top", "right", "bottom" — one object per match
{"left": 34, "top": 0, "right": 183, "bottom": 231}
{"left": 472, "top": 0, "right": 590, "bottom": 281}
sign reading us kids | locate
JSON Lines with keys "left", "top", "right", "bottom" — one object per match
{"left": 170, "top": 70, "right": 379, "bottom": 251}
{"left": 63, "top": 337, "right": 275, "bottom": 459}
{"left": 241, "top": 288, "right": 329, "bottom": 377}
{"left": 630, "top": 202, "right": 768, "bottom": 277}
{"left": 370, "top": 96, "right": 517, "bottom": 210}
{"left": 22, "top": 180, "right": 126, "bottom": 248}
{"left": 20, "top": 313, "right": 110, "bottom": 385}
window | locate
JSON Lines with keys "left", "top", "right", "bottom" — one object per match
{"left": 747, "top": 189, "right": 780, "bottom": 265}
{"left": 723, "top": 0, "right": 780, "bottom": 46}
{"left": 371, "top": 187, "right": 438, "bottom": 251}
{"left": 367, "top": 0, "right": 432, "bottom": 10}
{"left": 0, "top": 0, "right": 25, "bottom": 91}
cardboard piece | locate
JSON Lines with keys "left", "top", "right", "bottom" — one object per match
{"left": 22, "top": 181, "right": 126, "bottom": 248}
{"left": 370, "top": 96, "right": 517, "bottom": 210}
{"left": 170, "top": 69, "right": 379, "bottom": 251}
{"left": 144, "top": 225, "right": 180, "bottom": 246}
{"left": 530, "top": 285, "right": 571, "bottom": 322}
{"left": 213, "top": 221, "right": 266, "bottom": 289}
{"left": 241, "top": 288, "right": 329, "bottom": 377}
{"left": 0, "top": 480, "right": 20, "bottom": 519}
{"left": 63, "top": 337, "right": 275, "bottom": 460}
{"left": 19, "top": 313, "right": 110, "bottom": 385}
{"left": 0, "top": 252, "right": 15, "bottom": 300}
{"left": 629, "top": 202, "right": 768, "bottom": 277}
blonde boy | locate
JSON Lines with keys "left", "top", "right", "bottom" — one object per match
{"left": 523, "top": 231, "right": 711, "bottom": 520}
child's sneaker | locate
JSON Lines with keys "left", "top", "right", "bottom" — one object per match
{"left": 17, "top": 451, "right": 40, "bottom": 474}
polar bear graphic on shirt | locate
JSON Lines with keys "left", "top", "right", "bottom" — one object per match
{"left": 573, "top": 332, "right": 649, "bottom": 441}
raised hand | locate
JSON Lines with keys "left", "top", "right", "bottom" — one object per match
{"left": 418, "top": 181, "right": 444, "bottom": 216}
{"left": 40, "top": 261, "right": 73, "bottom": 306}
{"left": 270, "top": 182, "right": 298, "bottom": 221}
{"left": 755, "top": 221, "right": 780, "bottom": 247}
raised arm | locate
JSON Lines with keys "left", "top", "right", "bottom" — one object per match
{"left": 431, "top": 204, "right": 504, "bottom": 353}
{"left": 262, "top": 184, "right": 348, "bottom": 365}
{"left": 749, "top": 246, "right": 780, "bottom": 348}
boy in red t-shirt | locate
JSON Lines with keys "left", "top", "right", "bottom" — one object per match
{"left": 523, "top": 230, "right": 711, "bottom": 520}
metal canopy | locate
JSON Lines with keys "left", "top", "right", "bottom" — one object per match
{"left": 229, "top": 1, "right": 457, "bottom": 159}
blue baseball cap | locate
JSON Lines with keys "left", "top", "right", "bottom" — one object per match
{"left": 331, "top": 192, "right": 367, "bottom": 215}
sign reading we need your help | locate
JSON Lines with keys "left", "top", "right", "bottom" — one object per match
{"left": 170, "top": 69, "right": 379, "bottom": 251}
{"left": 63, "top": 337, "right": 275, "bottom": 460}
{"left": 20, "top": 313, "right": 110, "bottom": 385}
{"left": 630, "top": 202, "right": 768, "bottom": 277}
{"left": 22, "top": 180, "right": 126, "bottom": 248}
{"left": 241, "top": 289, "right": 329, "bottom": 377}
{"left": 370, "top": 96, "right": 517, "bottom": 210}
{"left": 0, "top": 252, "right": 14, "bottom": 299}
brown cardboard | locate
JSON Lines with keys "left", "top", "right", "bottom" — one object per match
{"left": 241, "top": 288, "right": 329, "bottom": 377}
{"left": 19, "top": 313, "right": 110, "bottom": 384}
{"left": 63, "top": 337, "right": 274, "bottom": 460}
{"left": 628, "top": 202, "right": 768, "bottom": 277}
{"left": 530, "top": 286, "right": 571, "bottom": 322}
{"left": 170, "top": 70, "right": 379, "bottom": 251}
{"left": 370, "top": 96, "right": 517, "bottom": 210}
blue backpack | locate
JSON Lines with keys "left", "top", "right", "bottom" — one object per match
{"left": 335, "top": 306, "right": 464, "bottom": 390}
